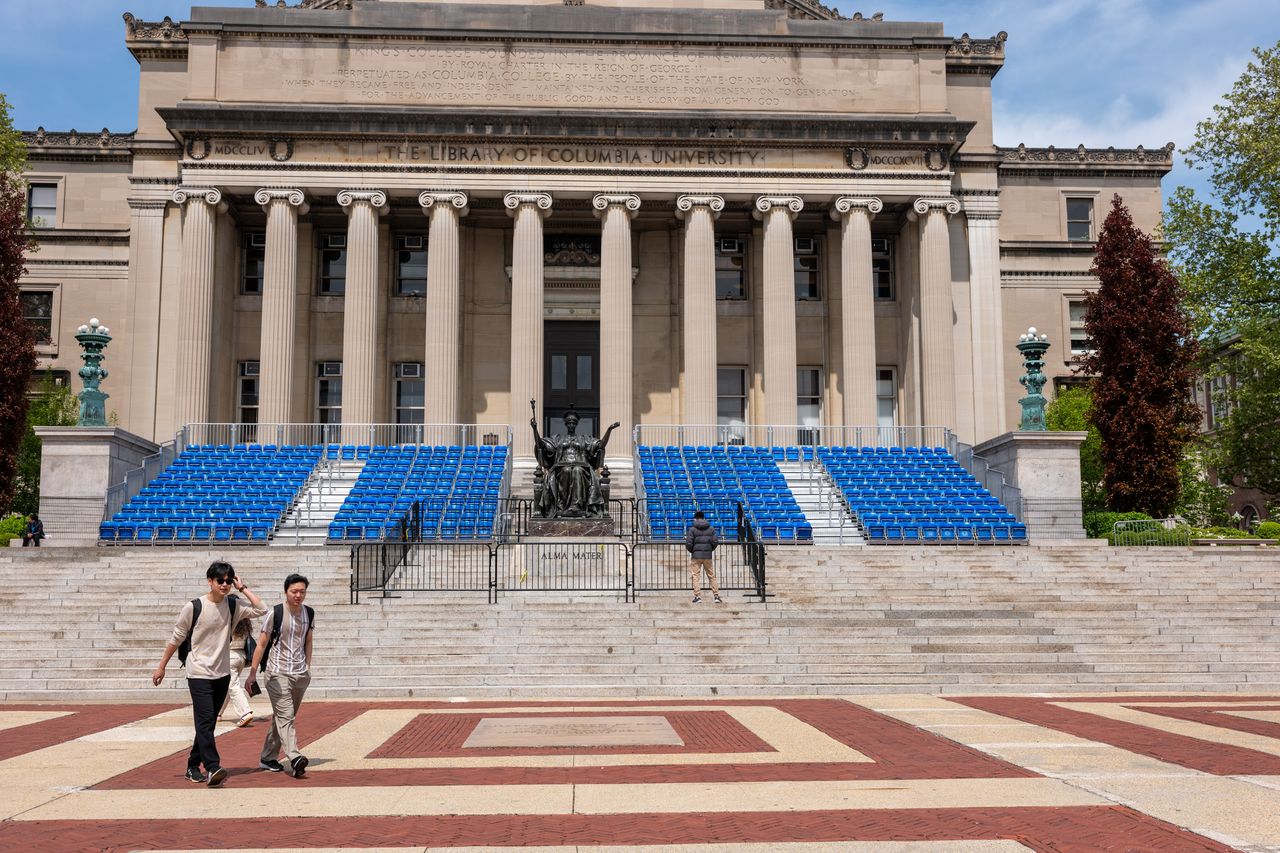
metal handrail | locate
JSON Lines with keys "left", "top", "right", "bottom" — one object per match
{"left": 634, "top": 424, "right": 953, "bottom": 450}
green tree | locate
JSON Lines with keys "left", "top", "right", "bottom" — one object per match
{"left": 1164, "top": 40, "right": 1280, "bottom": 497}
{"left": 11, "top": 374, "right": 79, "bottom": 517}
{"left": 0, "top": 93, "right": 38, "bottom": 512}
{"left": 1045, "top": 385, "right": 1105, "bottom": 513}
{"left": 1079, "top": 196, "right": 1201, "bottom": 517}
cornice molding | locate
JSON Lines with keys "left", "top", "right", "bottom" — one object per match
{"left": 591, "top": 193, "right": 641, "bottom": 217}
{"left": 255, "top": 0, "right": 365, "bottom": 8}
{"left": 22, "top": 127, "right": 134, "bottom": 153}
{"left": 999, "top": 142, "right": 1175, "bottom": 167}
{"left": 946, "top": 32, "right": 1006, "bottom": 59}
{"left": 418, "top": 191, "right": 470, "bottom": 217}
{"left": 830, "top": 196, "right": 883, "bottom": 219}
{"left": 123, "top": 12, "right": 187, "bottom": 42}
{"left": 753, "top": 195, "right": 804, "bottom": 220}
{"left": 762, "top": 0, "right": 852, "bottom": 22}
{"left": 503, "top": 192, "right": 554, "bottom": 218}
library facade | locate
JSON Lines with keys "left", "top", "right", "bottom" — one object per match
{"left": 19, "top": 0, "right": 1173, "bottom": 459}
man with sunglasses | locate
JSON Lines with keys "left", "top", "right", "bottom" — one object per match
{"left": 152, "top": 561, "right": 266, "bottom": 787}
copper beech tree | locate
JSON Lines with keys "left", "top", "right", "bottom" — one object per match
{"left": 0, "top": 94, "right": 37, "bottom": 512}
{"left": 1078, "top": 195, "right": 1199, "bottom": 517}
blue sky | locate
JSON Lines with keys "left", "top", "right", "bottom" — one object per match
{"left": 2, "top": 0, "right": 1278, "bottom": 202}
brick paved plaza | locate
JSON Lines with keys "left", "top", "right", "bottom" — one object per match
{"left": 2, "top": 694, "right": 1279, "bottom": 851}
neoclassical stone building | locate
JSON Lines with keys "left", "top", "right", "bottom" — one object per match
{"left": 19, "top": 0, "right": 1173, "bottom": 460}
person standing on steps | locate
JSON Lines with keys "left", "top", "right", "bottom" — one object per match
{"left": 245, "top": 573, "right": 315, "bottom": 779}
{"left": 684, "top": 510, "right": 722, "bottom": 604}
{"left": 151, "top": 561, "right": 267, "bottom": 787}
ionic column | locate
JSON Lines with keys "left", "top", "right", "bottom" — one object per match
{"left": 419, "top": 191, "right": 469, "bottom": 425}
{"left": 504, "top": 191, "right": 553, "bottom": 458}
{"left": 337, "top": 189, "right": 389, "bottom": 434}
{"left": 965, "top": 203, "right": 1006, "bottom": 441}
{"left": 914, "top": 197, "right": 961, "bottom": 430}
{"left": 831, "top": 196, "right": 882, "bottom": 427}
{"left": 254, "top": 188, "right": 308, "bottom": 426}
{"left": 593, "top": 193, "right": 641, "bottom": 458}
{"left": 754, "top": 195, "right": 804, "bottom": 434}
{"left": 171, "top": 187, "right": 226, "bottom": 429}
{"left": 675, "top": 194, "right": 724, "bottom": 426}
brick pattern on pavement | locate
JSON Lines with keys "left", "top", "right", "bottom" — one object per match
{"left": 952, "top": 695, "right": 1280, "bottom": 776}
{"left": 0, "top": 703, "right": 178, "bottom": 762}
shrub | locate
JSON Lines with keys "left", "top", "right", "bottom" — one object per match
{"left": 0, "top": 512, "right": 25, "bottom": 544}
{"left": 1255, "top": 521, "right": 1280, "bottom": 540}
{"left": 1083, "top": 510, "right": 1152, "bottom": 540}
{"left": 1190, "top": 525, "right": 1252, "bottom": 539}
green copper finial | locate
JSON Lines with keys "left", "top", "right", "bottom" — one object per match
{"left": 75, "top": 317, "right": 112, "bottom": 427}
{"left": 1017, "top": 326, "right": 1050, "bottom": 431}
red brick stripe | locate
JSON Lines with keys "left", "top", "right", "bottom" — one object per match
{"left": 0, "top": 704, "right": 179, "bottom": 762}
{"left": 1132, "top": 704, "right": 1280, "bottom": 743}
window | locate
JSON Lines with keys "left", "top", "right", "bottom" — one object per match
{"left": 872, "top": 237, "right": 895, "bottom": 300}
{"left": 717, "top": 367, "right": 747, "bottom": 427}
{"left": 241, "top": 232, "right": 265, "bottom": 294}
{"left": 28, "top": 183, "right": 56, "bottom": 227}
{"left": 316, "top": 362, "right": 342, "bottom": 424}
{"left": 20, "top": 291, "right": 53, "bottom": 345}
{"left": 395, "top": 234, "right": 427, "bottom": 296}
{"left": 318, "top": 233, "right": 347, "bottom": 295}
{"left": 1068, "top": 299, "right": 1092, "bottom": 355}
{"left": 1066, "top": 198, "right": 1094, "bottom": 241}
{"left": 394, "top": 362, "right": 424, "bottom": 424}
{"left": 1207, "top": 374, "right": 1231, "bottom": 429}
{"left": 876, "top": 367, "right": 897, "bottom": 428}
{"left": 793, "top": 236, "right": 820, "bottom": 300}
{"left": 238, "top": 361, "right": 259, "bottom": 425}
{"left": 797, "top": 367, "right": 821, "bottom": 426}
{"left": 715, "top": 237, "right": 746, "bottom": 300}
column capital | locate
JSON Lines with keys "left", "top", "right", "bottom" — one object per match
{"left": 592, "top": 193, "right": 640, "bottom": 219}
{"left": 753, "top": 195, "right": 803, "bottom": 220}
{"left": 675, "top": 194, "right": 724, "bottom": 220}
{"left": 254, "top": 188, "right": 309, "bottom": 215}
{"left": 171, "top": 186, "right": 226, "bottom": 212}
{"left": 503, "top": 191, "right": 553, "bottom": 217}
{"left": 913, "top": 197, "right": 961, "bottom": 217}
{"left": 338, "top": 189, "right": 389, "bottom": 216}
{"left": 419, "top": 190, "right": 469, "bottom": 217}
{"left": 830, "top": 196, "right": 883, "bottom": 220}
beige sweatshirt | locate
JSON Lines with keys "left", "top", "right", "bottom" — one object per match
{"left": 169, "top": 594, "right": 268, "bottom": 680}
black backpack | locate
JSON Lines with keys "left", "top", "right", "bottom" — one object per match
{"left": 177, "top": 595, "right": 238, "bottom": 668}
{"left": 258, "top": 603, "right": 315, "bottom": 673}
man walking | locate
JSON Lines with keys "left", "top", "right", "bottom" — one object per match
{"left": 684, "top": 510, "right": 721, "bottom": 604}
{"left": 152, "top": 561, "right": 266, "bottom": 786}
{"left": 245, "top": 573, "right": 314, "bottom": 778}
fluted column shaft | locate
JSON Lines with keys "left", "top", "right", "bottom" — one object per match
{"left": 966, "top": 208, "right": 1006, "bottom": 441}
{"left": 505, "top": 192, "right": 553, "bottom": 458}
{"left": 916, "top": 198, "right": 960, "bottom": 429}
{"left": 832, "top": 197, "right": 882, "bottom": 426}
{"left": 338, "top": 190, "right": 388, "bottom": 433}
{"left": 255, "top": 188, "right": 307, "bottom": 426}
{"left": 594, "top": 193, "right": 640, "bottom": 457}
{"left": 172, "top": 187, "right": 224, "bottom": 429}
{"left": 756, "top": 196, "right": 803, "bottom": 432}
{"left": 420, "top": 191, "right": 469, "bottom": 425}
{"left": 676, "top": 195, "right": 723, "bottom": 426}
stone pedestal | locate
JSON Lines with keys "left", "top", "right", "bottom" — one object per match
{"left": 34, "top": 427, "right": 160, "bottom": 546}
{"left": 973, "top": 431, "right": 1088, "bottom": 541}
{"left": 527, "top": 517, "right": 618, "bottom": 538}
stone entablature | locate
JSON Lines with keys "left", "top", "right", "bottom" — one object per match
{"left": 998, "top": 143, "right": 1175, "bottom": 174}
{"left": 22, "top": 129, "right": 135, "bottom": 162}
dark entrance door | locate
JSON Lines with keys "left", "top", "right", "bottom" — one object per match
{"left": 544, "top": 320, "right": 600, "bottom": 437}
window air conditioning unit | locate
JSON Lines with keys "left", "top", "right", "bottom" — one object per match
{"left": 871, "top": 238, "right": 890, "bottom": 255}
{"left": 325, "top": 234, "right": 347, "bottom": 249}
{"left": 397, "top": 362, "right": 423, "bottom": 379}
{"left": 717, "top": 238, "right": 742, "bottom": 254}
{"left": 321, "top": 362, "right": 343, "bottom": 377}
{"left": 241, "top": 361, "right": 261, "bottom": 377}
{"left": 794, "top": 236, "right": 816, "bottom": 254}
{"left": 248, "top": 232, "right": 266, "bottom": 249}
{"left": 400, "top": 235, "right": 425, "bottom": 250}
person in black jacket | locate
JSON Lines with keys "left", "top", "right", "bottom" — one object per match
{"left": 684, "top": 510, "right": 721, "bottom": 604}
{"left": 21, "top": 514, "right": 45, "bottom": 547}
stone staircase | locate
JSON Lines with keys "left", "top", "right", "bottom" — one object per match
{"left": 778, "top": 461, "right": 862, "bottom": 545}
{"left": 272, "top": 460, "right": 364, "bottom": 546}
{"left": 2, "top": 544, "right": 1278, "bottom": 701}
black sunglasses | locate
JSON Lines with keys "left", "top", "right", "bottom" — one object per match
{"left": 213, "top": 577, "right": 235, "bottom": 585}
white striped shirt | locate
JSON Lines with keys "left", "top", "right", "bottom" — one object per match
{"left": 263, "top": 605, "right": 311, "bottom": 676}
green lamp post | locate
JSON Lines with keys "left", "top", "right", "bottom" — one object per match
{"left": 74, "top": 317, "right": 112, "bottom": 427}
{"left": 1017, "top": 326, "right": 1050, "bottom": 431}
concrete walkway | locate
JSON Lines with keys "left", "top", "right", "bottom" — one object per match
{"left": 2, "top": 693, "right": 1279, "bottom": 851}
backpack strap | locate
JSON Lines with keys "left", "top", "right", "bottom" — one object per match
{"left": 178, "top": 598, "right": 203, "bottom": 668}
{"left": 259, "top": 603, "right": 285, "bottom": 673}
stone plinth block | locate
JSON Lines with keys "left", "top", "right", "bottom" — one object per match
{"left": 527, "top": 517, "right": 617, "bottom": 538}
{"left": 463, "top": 716, "right": 683, "bottom": 748}
{"left": 34, "top": 427, "right": 160, "bottom": 546}
{"left": 972, "top": 431, "right": 1088, "bottom": 542}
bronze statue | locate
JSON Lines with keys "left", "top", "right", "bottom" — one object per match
{"left": 530, "top": 402, "right": 619, "bottom": 519}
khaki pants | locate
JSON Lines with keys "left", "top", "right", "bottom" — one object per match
{"left": 690, "top": 558, "right": 719, "bottom": 598}
{"left": 261, "top": 670, "right": 311, "bottom": 763}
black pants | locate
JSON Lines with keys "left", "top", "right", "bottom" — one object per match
{"left": 21, "top": 535, "right": 40, "bottom": 547}
{"left": 187, "top": 675, "right": 231, "bottom": 772}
